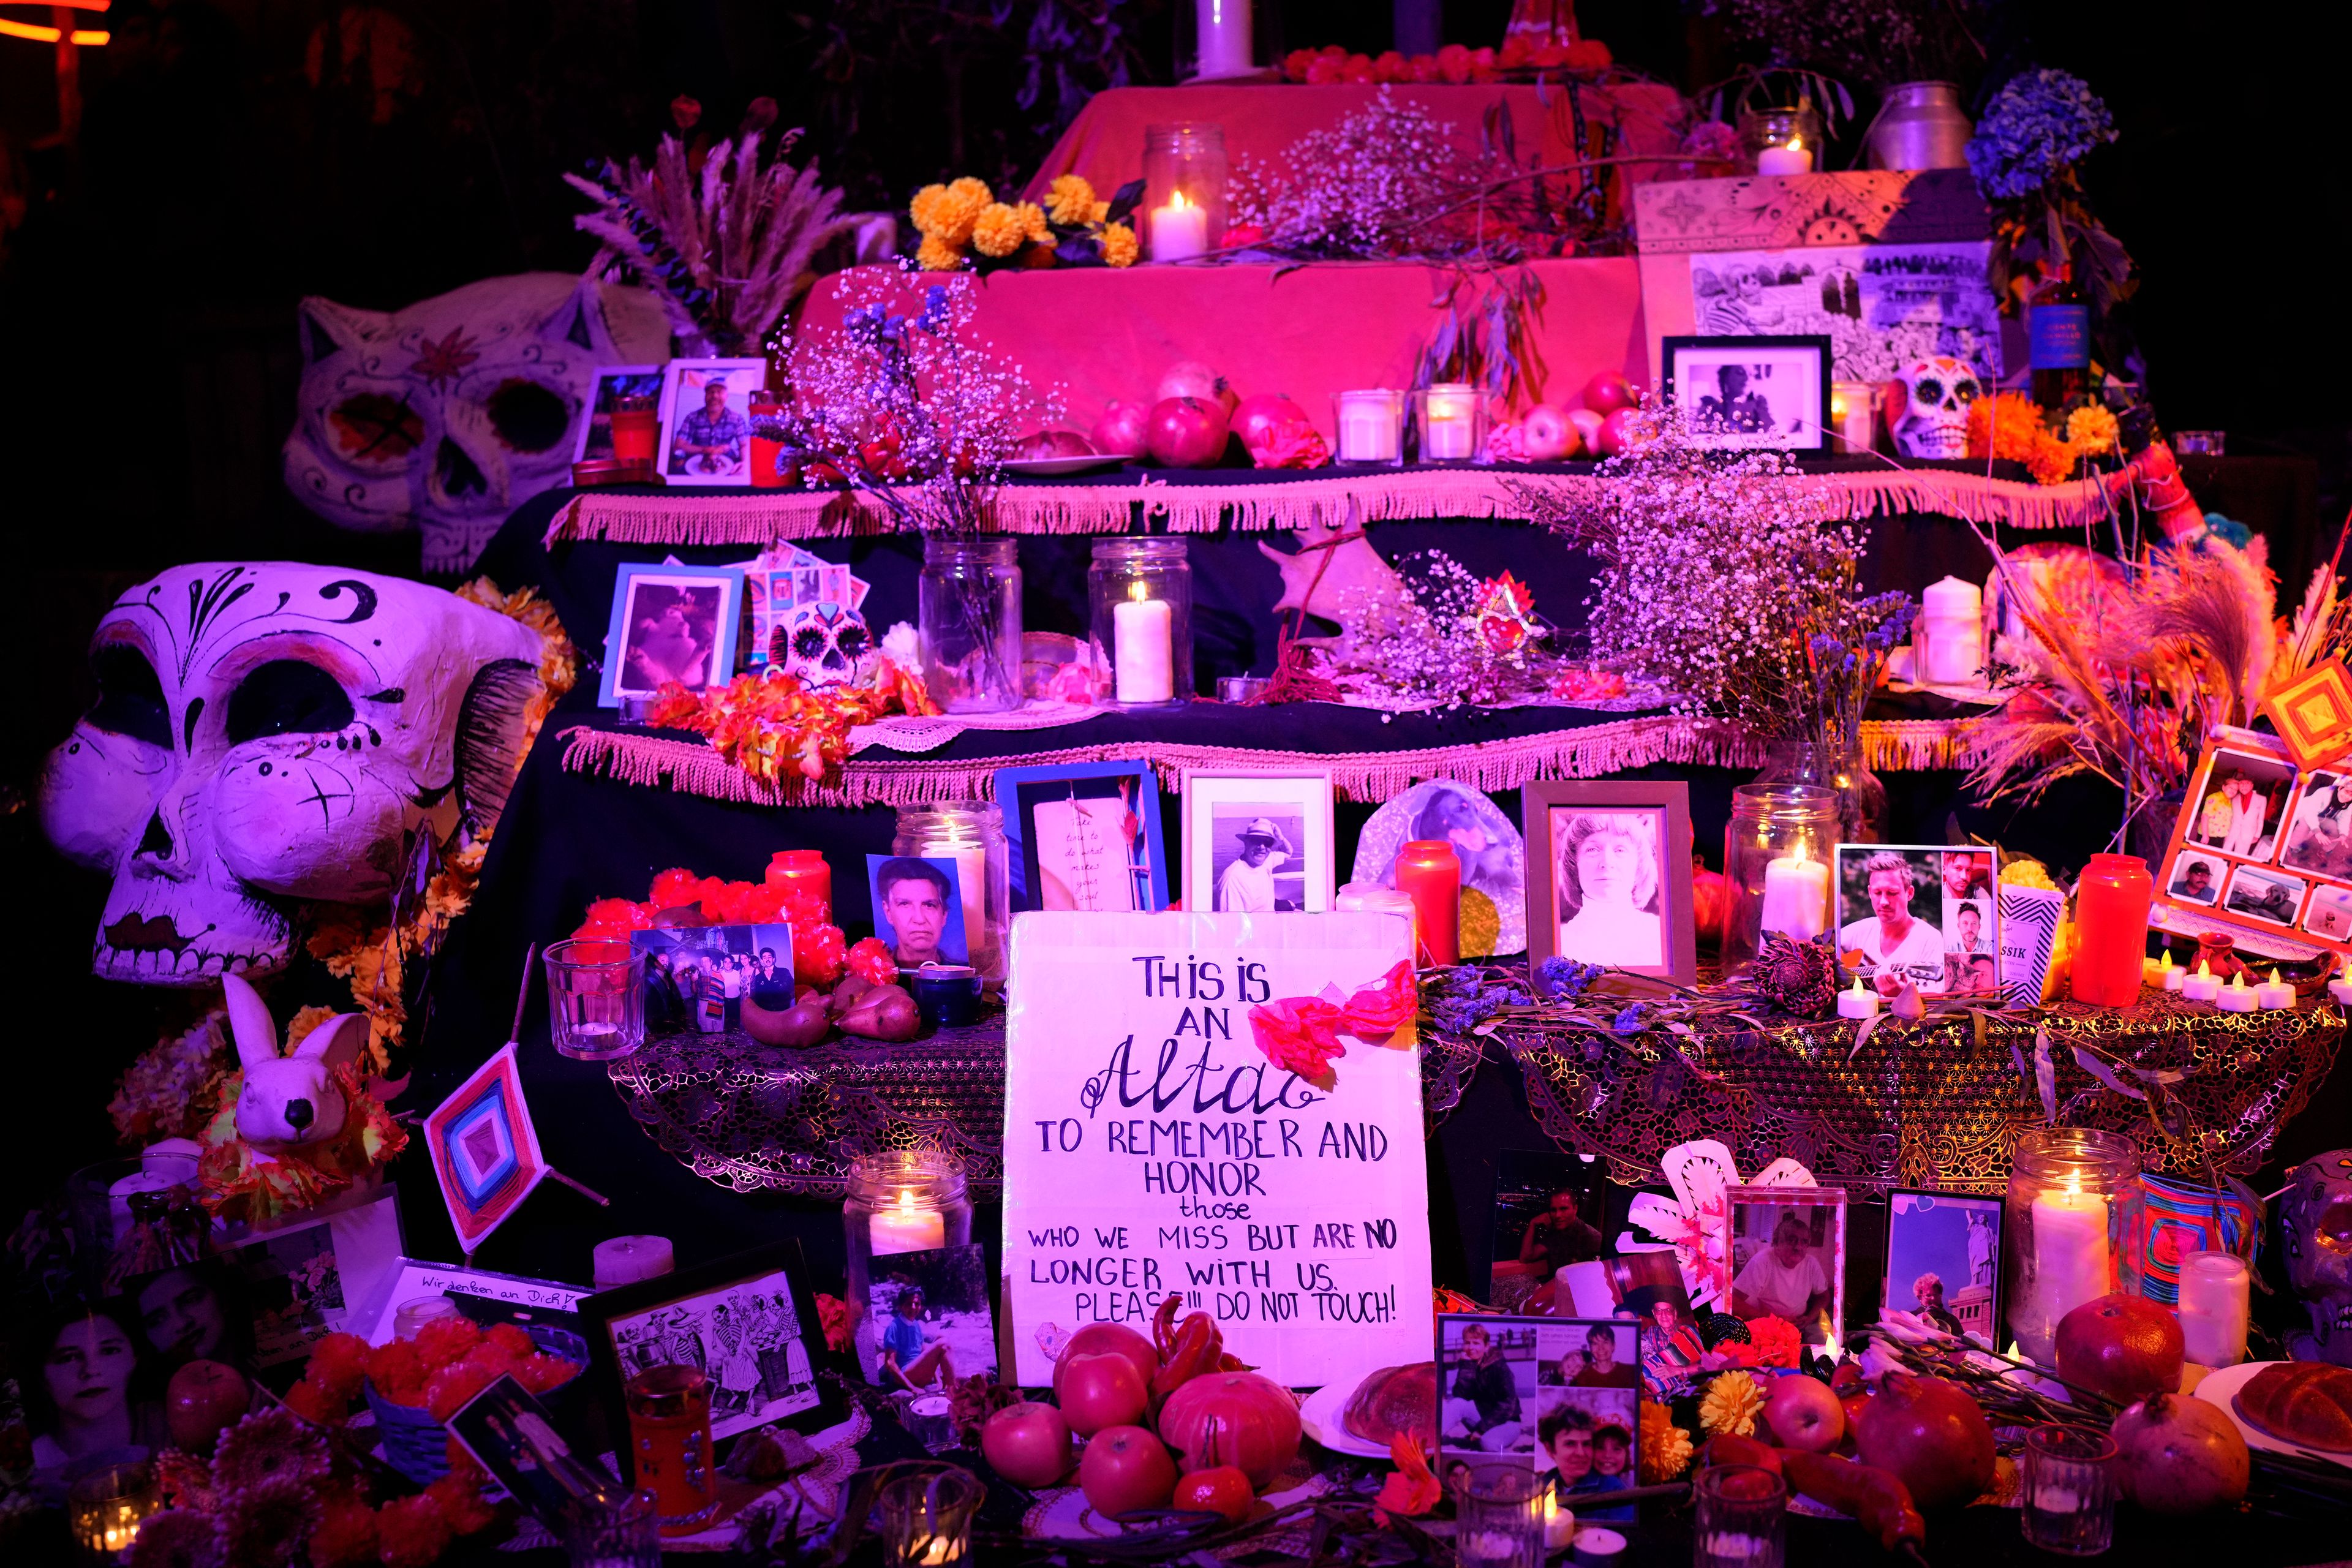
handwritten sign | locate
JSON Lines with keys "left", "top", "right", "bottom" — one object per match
{"left": 359, "top": 1258, "right": 589, "bottom": 1344}
{"left": 1002, "top": 912, "right": 1430, "bottom": 1387}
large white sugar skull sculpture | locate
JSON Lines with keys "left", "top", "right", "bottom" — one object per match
{"left": 2282, "top": 1147, "right": 2352, "bottom": 1365}
{"left": 39, "top": 564, "right": 545, "bottom": 984}
{"left": 777, "top": 600, "right": 870, "bottom": 689}
{"left": 1889, "top": 355, "right": 1981, "bottom": 460}
{"left": 283, "top": 272, "right": 668, "bottom": 573}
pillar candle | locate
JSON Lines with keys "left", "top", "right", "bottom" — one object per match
{"left": 1758, "top": 850, "right": 1830, "bottom": 940}
{"left": 2068, "top": 853, "right": 2153, "bottom": 1006}
{"left": 594, "top": 1235, "right": 676, "bottom": 1290}
{"left": 2177, "top": 1252, "right": 2249, "bottom": 1367}
{"left": 1422, "top": 383, "right": 1479, "bottom": 460}
{"left": 1917, "top": 575, "right": 1985, "bottom": 686}
{"left": 1194, "top": 0, "right": 1254, "bottom": 78}
{"left": 1837, "top": 974, "right": 1879, "bottom": 1019}
{"left": 2182, "top": 960, "right": 2221, "bottom": 1002}
{"left": 2215, "top": 973, "right": 2257, "bottom": 1012}
{"left": 2255, "top": 968, "right": 2295, "bottom": 1009}
{"left": 1112, "top": 583, "right": 1175, "bottom": 703}
{"left": 1148, "top": 192, "right": 1209, "bottom": 262}
{"left": 1393, "top": 840, "right": 1460, "bottom": 967}
{"left": 2030, "top": 1185, "right": 2111, "bottom": 1337}
{"left": 767, "top": 849, "right": 832, "bottom": 921}
{"left": 1336, "top": 391, "right": 1402, "bottom": 462}
{"left": 870, "top": 1189, "right": 948, "bottom": 1257}
{"left": 1756, "top": 139, "right": 1812, "bottom": 175}
{"left": 1544, "top": 1490, "right": 1577, "bottom": 1550}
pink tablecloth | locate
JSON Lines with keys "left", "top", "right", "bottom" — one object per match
{"left": 1019, "top": 81, "right": 1686, "bottom": 205}
{"left": 793, "top": 258, "right": 1646, "bottom": 437}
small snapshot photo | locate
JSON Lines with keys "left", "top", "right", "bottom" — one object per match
{"left": 1181, "top": 771, "right": 1335, "bottom": 914}
{"left": 867, "top": 855, "right": 971, "bottom": 968}
{"left": 854, "top": 1243, "right": 997, "bottom": 1392}
{"left": 999, "top": 763, "right": 1166, "bottom": 913}
{"left": 573, "top": 364, "right": 665, "bottom": 464}
{"left": 447, "top": 1375, "right": 606, "bottom": 1531}
{"left": 2188, "top": 747, "right": 2299, "bottom": 862}
{"left": 1884, "top": 1190, "right": 2000, "bottom": 1346}
{"left": 1548, "top": 807, "right": 1668, "bottom": 970}
{"left": 1530, "top": 1322, "right": 1641, "bottom": 1522}
{"left": 602, "top": 1266, "right": 820, "bottom": 1441}
{"left": 1836, "top": 846, "right": 2002, "bottom": 997}
{"left": 1601, "top": 1251, "right": 1705, "bottom": 1397}
{"left": 1662, "top": 334, "right": 1830, "bottom": 451}
{"left": 1353, "top": 779, "right": 1526, "bottom": 958}
{"left": 2222, "top": 862, "right": 2309, "bottom": 930}
{"left": 1489, "top": 1148, "right": 1607, "bottom": 1314}
{"left": 633, "top": 924, "right": 794, "bottom": 1034}
{"left": 2166, "top": 850, "right": 2226, "bottom": 907}
{"left": 1437, "top": 1314, "right": 1541, "bottom": 1481}
{"left": 1724, "top": 1186, "right": 1847, "bottom": 1346}
{"left": 658, "top": 358, "right": 767, "bottom": 484}
{"left": 2305, "top": 883, "right": 2352, "bottom": 942}
{"left": 599, "top": 564, "right": 743, "bottom": 706}
{"left": 2280, "top": 769, "right": 2352, "bottom": 881}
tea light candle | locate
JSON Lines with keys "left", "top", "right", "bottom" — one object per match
{"left": 1148, "top": 190, "right": 1209, "bottom": 262}
{"left": 1422, "top": 383, "right": 1479, "bottom": 460}
{"left": 2030, "top": 1183, "right": 2112, "bottom": 1336}
{"left": 1545, "top": 1490, "right": 1577, "bottom": 1550}
{"left": 1112, "top": 581, "right": 1175, "bottom": 703}
{"left": 2256, "top": 967, "right": 2295, "bottom": 1009}
{"left": 2150, "top": 951, "right": 2185, "bottom": 992}
{"left": 2182, "top": 960, "right": 2222, "bottom": 1002}
{"left": 1756, "top": 137, "right": 1812, "bottom": 176}
{"left": 2331, "top": 974, "right": 2352, "bottom": 1006}
{"left": 2215, "top": 973, "right": 2257, "bottom": 1012}
{"left": 2177, "top": 1251, "right": 2250, "bottom": 1368}
{"left": 594, "top": 1234, "right": 676, "bottom": 1290}
{"left": 1759, "top": 845, "right": 1830, "bottom": 941}
{"left": 870, "top": 1189, "right": 947, "bottom": 1257}
{"left": 1837, "top": 974, "right": 1880, "bottom": 1020}
{"left": 1571, "top": 1526, "right": 1627, "bottom": 1567}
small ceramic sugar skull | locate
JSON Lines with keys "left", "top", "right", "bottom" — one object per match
{"left": 777, "top": 601, "right": 870, "bottom": 689}
{"left": 2281, "top": 1147, "right": 2352, "bottom": 1365}
{"left": 1890, "top": 356, "right": 1982, "bottom": 460}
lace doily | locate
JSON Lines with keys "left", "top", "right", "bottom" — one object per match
{"left": 850, "top": 699, "right": 1098, "bottom": 756}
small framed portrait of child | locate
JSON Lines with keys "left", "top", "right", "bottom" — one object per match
{"left": 1524, "top": 781, "right": 1697, "bottom": 983}
{"left": 598, "top": 562, "right": 744, "bottom": 706}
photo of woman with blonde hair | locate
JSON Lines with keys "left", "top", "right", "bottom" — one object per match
{"left": 1551, "top": 810, "right": 1665, "bottom": 968}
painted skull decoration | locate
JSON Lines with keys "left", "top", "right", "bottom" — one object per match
{"left": 778, "top": 600, "right": 871, "bottom": 690}
{"left": 1890, "top": 355, "right": 1982, "bottom": 460}
{"left": 2281, "top": 1147, "right": 2352, "bottom": 1365}
{"left": 282, "top": 271, "right": 667, "bottom": 574}
{"left": 39, "top": 564, "right": 545, "bottom": 984}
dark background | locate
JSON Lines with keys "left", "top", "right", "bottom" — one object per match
{"left": 2, "top": 0, "right": 2346, "bottom": 1242}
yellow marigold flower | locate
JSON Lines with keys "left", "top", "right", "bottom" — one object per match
{"left": 914, "top": 234, "right": 967, "bottom": 271}
{"left": 1045, "top": 174, "right": 1096, "bottom": 226}
{"left": 1638, "top": 1401, "right": 1694, "bottom": 1482}
{"left": 910, "top": 176, "right": 992, "bottom": 244}
{"left": 1019, "top": 202, "right": 1052, "bottom": 245}
{"left": 284, "top": 1006, "right": 342, "bottom": 1054}
{"left": 1099, "top": 222, "right": 1139, "bottom": 268}
{"left": 2027, "top": 428, "right": 2078, "bottom": 486}
{"left": 2000, "top": 857, "right": 2059, "bottom": 890}
{"left": 1090, "top": 200, "right": 1110, "bottom": 224}
{"left": 2066, "top": 402, "right": 2120, "bottom": 453}
{"left": 1966, "top": 391, "right": 2048, "bottom": 466}
{"left": 1698, "top": 1370, "right": 1766, "bottom": 1438}
{"left": 971, "top": 202, "right": 1030, "bottom": 258}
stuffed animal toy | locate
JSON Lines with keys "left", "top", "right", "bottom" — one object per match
{"left": 222, "top": 972, "right": 371, "bottom": 1151}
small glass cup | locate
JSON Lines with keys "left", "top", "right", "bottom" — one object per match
{"left": 543, "top": 938, "right": 647, "bottom": 1060}
{"left": 624, "top": 1364, "right": 720, "bottom": 1535}
{"left": 1412, "top": 382, "right": 1488, "bottom": 463}
{"left": 1332, "top": 389, "right": 1405, "bottom": 464}
{"left": 904, "top": 1392, "right": 958, "bottom": 1450}
{"left": 2021, "top": 1425, "right": 2117, "bottom": 1556}
{"left": 69, "top": 1461, "right": 159, "bottom": 1560}
{"left": 562, "top": 1488, "right": 662, "bottom": 1568}
{"left": 880, "top": 1468, "right": 983, "bottom": 1566}
{"left": 2173, "top": 430, "right": 2225, "bottom": 456}
{"left": 1694, "top": 1464, "right": 1787, "bottom": 1568}
{"left": 1453, "top": 1468, "right": 1545, "bottom": 1568}
{"left": 393, "top": 1295, "right": 461, "bottom": 1339}
{"left": 1217, "top": 675, "right": 1271, "bottom": 703}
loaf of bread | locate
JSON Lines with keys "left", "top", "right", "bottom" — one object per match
{"left": 2233, "top": 1362, "right": 2352, "bottom": 1453}
{"left": 1341, "top": 1362, "right": 1436, "bottom": 1449}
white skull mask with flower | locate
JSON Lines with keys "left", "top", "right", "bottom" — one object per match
{"left": 1890, "top": 356, "right": 1982, "bottom": 460}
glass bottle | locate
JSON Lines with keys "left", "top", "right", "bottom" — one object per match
{"left": 918, "top": 537, "right": 1022, "bottom": 714}
{"left": 1721, "top": 785, "right": 1841, "bottom": 974}
{"left": 2003, "top": 1128, "right": 2142, "bottom": 1363}
{"left": 892, "top": 801, "right": 1010, "bottom": 987}
{"left": 624, "top": 1365, "right": 720, "bottom": 1536}
{"left": 2029, "top": 263, "right": 2090, "bottom": 412}
{"left": 845, "top": 1150, "right": 974, "bottom": 1351}
{"left": 1088, "top": 538, "right": 1193, "bottom": 707}
{"left": 1141, "top": 123, "right": 1228, "bottom": 262}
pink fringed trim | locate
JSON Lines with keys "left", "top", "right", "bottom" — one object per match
{"left": 1856, "top": 717, "right": 1986, "bottom": 773}
{"left": 557, "top": 715, "right": 1983, "bottom": 807}
{"left": 545, "top": 469, "right": 2111, "bottom": 547}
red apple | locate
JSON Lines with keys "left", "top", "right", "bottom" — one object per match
{"left": 1079, "top": 1424, "right": 1177, "bottom": 1516}
{"left": 1015, "top": 428, "right": 1098, "bottom": 460}
{"left": 1763, "top": 1372, "right": 1845, "bottom": 1453}
{"left": 980, "top": 1401, "right": 1075, "bottom": 1488}
{"left": 2054, "top": 1293, "right": 2184, "bottom": 1405}
{"left": 1520, "top": 402, "right": 1576, "bottom": 461}
{"left": 1157, "top": 361, "right": 1237, "bottom": 415}
{"left": 1092, "top": 401, "right": 1149, "bottom": 455}
{"left": 1581, "top": 369, "right": 1635, "bottom": 414}
{"left": 1144, "top": 396, "right": 1231, "bottom": 468}
{"left": 1852, "top": 1373, "right": 1996, "bottom": 1511}
{"left": 1057, "top": 1349, "right": 1151, "bottom": 1438}
{"left": 1054, "top": 1323, "right": 1159, "bottom": 1405}
{"left": 1172, "top": 1464, "right": 1254, "bottom": 1524}
{"left": 1231, "top": 393, "right": 1311, "bottom": 456}
{"left": 1565, "top": 407, "right": 1604, "bottom": 455}
{"left": 2111, "top": 1393, "right": 2249, "bottom": 1515}
{"left": 165, "top": 1359, "right": 251, "bottom": 1452}
{"left": 1594, "top": 405, "right": 1642, "bottom": 458}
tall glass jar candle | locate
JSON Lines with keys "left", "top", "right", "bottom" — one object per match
{"left": 1142, "top": 124, "right": 1227, "bottom": 262}
{"left": 919, "top": 537, "right": 1022, "bottom": 714}
{"left": 2004, "top": 1128, "right": 2142, "bottom": 1363}
{"left": 1413, "top": 383, "right": 1487, "bottom": 462}
{"left": 624, "top": 1365, "right": 720, "bottom": 1535}
{"left": 2070, "top": 853, "right": 2154, "bottom": 1006}
{"left": 892, "top": 801, "right": 1011, "bottom": 987}
{"left": 1088, "top": 538, "right": 1193, "bottom": 707}
{"left": 845, "top": 1151, "right": 974, "bottom": 1354}
{"left": 1721, "top": 785, "right": 1840, "bottom": 974}
{"left": 1333, "top": 390, "right": 1404, "bottom": 464}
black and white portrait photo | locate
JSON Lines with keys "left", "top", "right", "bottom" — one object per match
{"left": 1181, "top": 771, "right": 1335, "bottom": 914}
{"left": 1662, "top": 335, "right": 1830, "bottom": 451}
{"left": 605, "top": 1267, "right": 820, "bottom": 1441}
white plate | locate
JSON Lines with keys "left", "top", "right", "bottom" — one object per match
{"left": 2193, "top": 1360, "right": 2352, "bottom": 1468}
{"left": 1005, "top": 452, "right": 1134, "bottom": 476}
{"left": 1297, "top": 1377, "right": 1393, "bottom": 1458}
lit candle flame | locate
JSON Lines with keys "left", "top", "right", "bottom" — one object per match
{"left": 1128, "top": 579, "right": 1148, "bottom": 603}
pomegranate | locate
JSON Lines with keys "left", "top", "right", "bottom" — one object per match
{"left": 1231, "top": 393, "right": 1311, "bottom": 456}
{"left": 1144, "top": 396, "right": 1231, "bottom": 468}
{"left": 1079, "top": 1425, "right": 1178, "bottom": 1516}
{"left": 1581, "top": 369, "right": 1635, "bottom": 414}
{"left": 1156, "top": 360, "right": 1237, "bottom": 415}
{"left": 2111, "top": 1393, "right": 2248, "bottom": 1515}
{"left": 980, "top": 1401, "right": 1075, "bottom": 1488}
{"left": 1852, "top": 1373, "right": 1996, "bottom": 1511}
{"left": 2054, "top": 1293, "right": 2184, "bottom": 1404}
{"left": 1091, "top": 401, "right": 1149, "bottom": 454}
{"left": 1014, "top": 428, "right": 1098, "bottom": 460}
{"left": 1520, "top": 402, "right": 1576, "bottom": 461}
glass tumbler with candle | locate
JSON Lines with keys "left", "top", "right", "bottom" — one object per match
{"left": 846, "top": 1151, "right": 974, "bottom": 1343}
{"left": 1332, "top": 390, "right": 1405, "bottom": 465}
{"left": 608, "top": 393, "right": 660, "bottom": 466}
{"left": 1142, "top": 123, "right": 1227, "bottom": 263}
{"left": 2004, "top": 1128, "right": 2142, "bottom": 1364}
{"left": 69, "top": 1461, "right": 158, "bottom": 1560}
{"left": 1089, "top": 538, "right": 1193, "bottom": 707}
{"left": 1412, "top": 383, "right": 1488, "bottom": 463}
{"left": 1721, "top": 785, "right": 1840, "bottom": 974}
{"left": 892, "top": 801, "right": 1010, "bottom": 988}
{"left": 543, "top": 938, "right": 646, "bottom": 1060}
{"left": 1453, "top": 1466, "right": 1545, "bottom": 1568}
{"left": 766, "top": 848, "right": 833, "bottom": 920}
{"left": 1695, "top": 1464, "right": 1787, "bottom": 1568}
{"left": 918, "top": 537, "right": 1023, "bottom": 714}
{"left": 2021, "top": 1425, "right": 2117, "bottom": 1556}
{"left": 2070, "top": 853, "right": 2154, "bottom": 1007}
{"left": 1740, "top": 103, "right": 1822, "bottom": 175}
{"left": 562, "top": 1488, "right": 662, "bottom": 1568}
{"left": 881, "top": 1469, "right": 983, "bottom": 1567}
{"left": 624, "top": 1365, "right": 720, "bottom": 1535}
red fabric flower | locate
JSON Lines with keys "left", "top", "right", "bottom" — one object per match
{"left": 1220, "top": 223, "right": 1265, "bottom": 249}
{"left": 1341, "top": 960, "right": 1419, "bottom": 1038}
{"left": 308, "top": 1498, "right": 378, "bottom": 1568}
{"left": 306, "top": 1332, "right": 373, "bottom": 1404}
{"left": 795, "top": 923, "right": 848, "bottom": 986}
{"left": 1248, "top": 997, "right": 1347, "bottom": 1083}
{"left": 1566, "top": 39, "right": 1613, "bottom": 71}
{"left": 1373, "top": 1435, "right": 1442, "bottom": 1523}
{"left": 1746, "top": 1316, "right": 1803, "bottom": 1368}
{"left": 648, "top": 867, "right": 705, "bottom": 909}
{"left": 1282, "top": 48, "right": 1316, "bottom": 81}
{"left": 412, "top": 1316, "right": 481, "bottom": 1368}
{"left": 1246, "top": 417, "right": 1331, "bottom": 470}
{"left": 365, "top": 1338, "right": 429, "bottom": 1406}
{"left": 575, "top": 897, "right": 652, "bottom": 939}
{"left": 283, "top": 1376, "right": 347, "bottom": 1427}
{"left": 374, "top": 1494, "right": 452, "bottom": 1568}
{"left": 847, "top": 938, "right": 898, "bottom": 986}
{"left": 426, "top": 1472, "right": 500, "bottom": 1537}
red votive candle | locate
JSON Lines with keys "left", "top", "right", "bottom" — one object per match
{"left": 608, "top": 395, "right": 658, "bottom": 464}
{"left": 748, "top": 394, "right": 790, "bottom": 489}
{"left": 2070, "top": 852, "right": 2154, "bottom": 1006}
{"left": 767, "top": 849, "right": 832, "bottom": 922}
{"left": 1393, "top": 840, "right": 1460, "bottom": 967}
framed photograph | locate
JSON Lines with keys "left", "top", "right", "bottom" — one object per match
{"left": 868, "top": 854, "right": 971, "bottom": 968}
{"left": 1352, "top": 779, "right": 1527, "bottom": 958}
{"left": 579, "top": 1238, "right": 840, "bottom": 1463}
{"left": 2187, "top": 746, "right": 2298, "bottom": 862}
{"left": 1723, "top": 1186, "right": 1847, "bottom": 1348}
{"left": 1833, "top": 845, "right": 2001, "bottom": 998}
{"left": 2222, "top": 862, "right": 2309, "bottom": 930}
{"left": 657, "top": 358, "right": 767, "bottom": 484}
{"left": 1524, "top": 781, "right": 1697, "bottom": 983}
{"left": 853, "top": 1242, "right": 997, "bottom": 1390}
{"left": 1180, "top": 770, "right": 1336, "bottom": 914}
{"left": 997, "top": 761, "right": 1169, "bottom": 913}
{"left": 2152, "top": 727, "right": 2352, "bottom": 959}
{"left": 1487, "top": 1148, "right": 1605, "bottom": 1314}
{"left": 1884, "top": 1190, "right": 2000, "bottom": 1346}
{"left": 598, "top": 562, "right": 744, "bottom": 706}
{"left": 1660, "top": 334, "right": 1832, "bottom": 451}
{"left": 1436, "top": 1313, "right": 1640, "bottom": 1510}
{"left": 572, "top": 364, "right": 666, "bottom": 464}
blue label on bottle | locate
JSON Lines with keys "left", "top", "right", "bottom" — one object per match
{"left": 2030, "top": 304, "right": 2090, "bottom": 369}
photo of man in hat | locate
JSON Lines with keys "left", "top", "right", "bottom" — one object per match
{"left": 1215, "top": 816, "right": 1294, "bottom": 912}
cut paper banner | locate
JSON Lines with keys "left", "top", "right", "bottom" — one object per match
{"left": 424, "top": 1044, "right": 550, "bottom": 1257}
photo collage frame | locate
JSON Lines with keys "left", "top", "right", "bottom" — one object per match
{"left": 2152, "top": 727, "right": 2352, "bottom": 958}
{"left": 1832, "top": 845, "right": 2001, "bottom": 998}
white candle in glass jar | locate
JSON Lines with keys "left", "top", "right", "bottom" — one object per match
{"left": 1112, "top": 582, "right": 1175, "bottom": 703}
{"left": 1758, "top": 848, "right": 1830, "bottom": 940}
{"left": 1149, "top": 191, "right": 1209, "bottom": 262}
{"left": 2030, "top": 1184, "right": 2111, "bottom": 1333}
{"left": 870, "top": 1189, "right": 948, "bottom": 1257}
{"left": 2177, "top": 1251, "right": 2249, "bottom": 1367}
{"left": 1756, "top": 138, "right": 1813, "bottom": 175}
{"left": 1336, "top": 391, "right": 1401, "bottom": 462}
{"left": 1422, "top": 383, "right": 1479, "bottom": 460}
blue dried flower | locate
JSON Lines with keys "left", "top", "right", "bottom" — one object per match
{"left": 1434, "top": 994, "right": 1506, "bottom": 1034}
{"left": 1537, "top": 957, "right": 1605, "bottom": 999}
{"left": 1967, "top": 69, "right": 2116, "bottom": 201}
{"left": 916, "top": 285, "right": 951, "bottom": 333}
{"left": 1610, "top": 1003, "right": 1647, "bottom": 1036}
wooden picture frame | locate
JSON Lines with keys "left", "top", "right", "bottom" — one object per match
{"left": 1179, "top": 769, "right": 1336, "bottom": 914}
{"left": 1523, "top": 780, "right": 1697, "bottom": 984}
{"left": 1661, "top": 334, "right": 1833, "bottom": 451}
